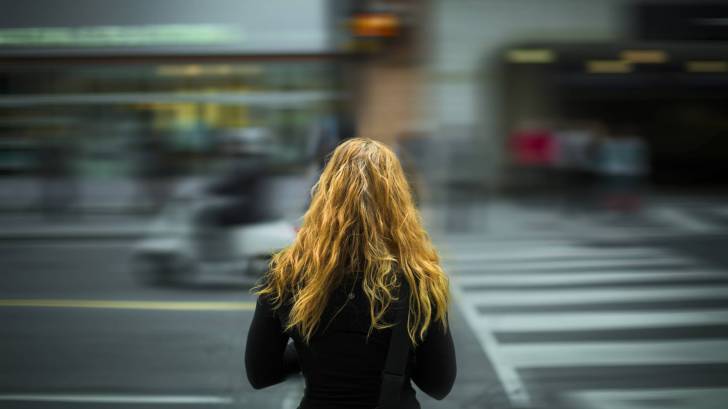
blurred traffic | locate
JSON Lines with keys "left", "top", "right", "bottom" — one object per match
{"left": 2, "top": 1, "right": 728, "bottom": 409}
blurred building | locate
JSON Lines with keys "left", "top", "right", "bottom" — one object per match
{"left": 3, "top": 0, "right": 728, "bottom": 211}
{"left": 0, "top": 0, "right": 350, "bottom": 212}
{"left": 428, "top": 0, "right": 728, "bottom": 191}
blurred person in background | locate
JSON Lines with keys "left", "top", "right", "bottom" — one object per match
{"left": 39, "top": 134, "right": 79, "bottom": 218}
{"left": 303, "top": 104, "right": 358, "bottom": 209}
{"left": 135, "top": 129, "right": 174, "bottom": 212}
{"left": 312, "top": 103, "right": 358, "bottom": 169}
{"left": 132, "top": 110, "right": 177, "bottom": 212}
{"left": 553, "top": 121, "right": 603, "bottom": 214}
{"left": 595, "top": 125, "right": 650, "bottom": 213}
{"left": 394, "top": 128, "right": 429, "bottom": 207}
{"left": 245, "top": 138, "right": 456, "bottom": 409}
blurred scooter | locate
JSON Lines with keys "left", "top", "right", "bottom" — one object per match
{"left": 132, "top": 160, "right": 300, "bottom": 287}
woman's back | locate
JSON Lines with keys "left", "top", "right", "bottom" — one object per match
{"left": 287, "top": 275, "right": 417, "bottom": 408}
{"left": 248, "top": 275, "right": 455, "bottom": 409}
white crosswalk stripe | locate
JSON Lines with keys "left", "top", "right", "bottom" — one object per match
{"left": 650, "top": 207, "right": 717, "bottom": 233}
{"left": 455, "top": 270, "right": 728, "bottom": 287}
{"left": 449, "top": 257, "right": 695, "bottom": 271}
{"left": 467, "top": 286, "right": 728, "bottom": 307}
{"left": 563, "top": 387, "right": 728, "bottom": 409}
{"left": 483, "top": 310, "right": 728, "bottom": 332}
{"left": 445, "top": 247, "right": 671, "bottom": 262}
{"left": 438, "top": 233, "right": 728, "bottom": 408}
{"left": 502, "top": 339, "right": 728, "bottom": 367}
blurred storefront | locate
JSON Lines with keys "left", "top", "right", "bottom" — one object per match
{"left": 0, "top": 58, "right": 342, "bottom": 174}
{"left": 500, "top": 3, "right": 728, "bottom": 191}
{"left": 0, "top": 0, "right": 350, "bottom": 212}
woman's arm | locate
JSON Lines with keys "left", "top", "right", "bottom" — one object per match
{"left": 245, "top": 295, "right": 300, "bottom": 389}
{"left": 411, "top": 318, "right": 457, "bottom": 400}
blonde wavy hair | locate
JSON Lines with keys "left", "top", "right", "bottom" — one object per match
{"left": 255, "top": 138, "right": 449, "bottom": 345}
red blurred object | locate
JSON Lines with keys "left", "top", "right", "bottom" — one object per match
{"left": 510, "top": 129, "right": 557, "bottom": 166}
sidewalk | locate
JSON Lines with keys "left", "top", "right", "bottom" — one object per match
{"left": 0, "top": 173, "right": 312, "bottom": 241}
{"left": 0, "top": 176, "right": 158, "bottom": 213}
{"left": 0, "top": 213, "right": 152, "bottom": 240}
{"left": 0, "top": 177, "right": 154, "bottom": 240}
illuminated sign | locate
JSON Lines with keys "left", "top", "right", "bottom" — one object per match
{"left": 506, "top": 49, "right": 556, "bottom": 64}
{"left": 351, "top": 14, "right": 400, "bottom": 38}
{"left": 0, "top": 25, "right": 241, "bottom": 47}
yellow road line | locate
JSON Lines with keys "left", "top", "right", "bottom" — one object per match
{"left": 0, "top": 299, "right": 256, "bottom": 311}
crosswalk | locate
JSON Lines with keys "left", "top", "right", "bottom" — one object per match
{"left": 439, "top": 234, "right": 728, "bottom": 409}
{"left": 426, "top": 198, "right": 728, "bottom": 242}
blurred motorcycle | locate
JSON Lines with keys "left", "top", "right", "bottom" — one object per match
{"left": 132, "top": 159, "right": 305, "bottom": 287}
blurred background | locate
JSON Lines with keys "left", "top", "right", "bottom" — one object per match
{"left": 2, "top": 0, "right": 728, "bottom": 408}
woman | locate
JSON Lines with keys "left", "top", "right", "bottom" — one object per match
{"left": 245, "top": 138, "right": 456, "bottom": 409}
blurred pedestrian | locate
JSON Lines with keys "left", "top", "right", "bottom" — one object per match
{"left": 595, "top": 127, "right": 650, "bottom": 213}
{"left": 39, "top": 135, "right": 78, "bottom": 219}
{"left": 245, "top": 138, "right": 456, "bottom": 408}
{"left": 136, "top": 130, "right": 174, "bottom": 211}
{"left": 303, "top": 107, "right": 357, "bottom": 210}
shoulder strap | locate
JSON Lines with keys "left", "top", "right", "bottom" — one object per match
{"left": 377, "top": 280, "right": 411, "bottom": 409}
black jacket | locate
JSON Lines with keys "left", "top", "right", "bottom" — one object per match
{"left": 245, "top": 275, "right": 457, "bottom": 409}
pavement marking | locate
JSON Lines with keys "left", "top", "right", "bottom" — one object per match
{"left": 445, "top": 247, "right": 669, "bottom": 262}
{"left": 440, "top": 227, "right": 684, "bottom": 242}
{"left": 439, "top": 230, "right": 728, "bottom": 407}
{"left": 0, "top": 240, "right": 133, "bottom": 248}
{"left": 502, "top": 339, "right": 728, "bottom": 367}
{"left": 449, "top": 274, "right": 532, "bottom": 407}
{"left": 0, "top": 394, "right": 233, "bottom": 404}
{"left": 714, "top": 207, "right": 728, "bottom": 217}
{"left": 562, "top": 387, "right": 728, "bottom": 409}
{"left": 435, "top": 233, "right": 574, "bottom": 248}
{"left": 483, "top": 309, "right": 728, "bottom": 332}
{"left": 456, "top": 270, "right": 728, "bottom": 287}
{"left": 470, "top": 286, "right": 728, "bottom": 306}
{"left": 651, "top": 207, "right": 716, "bottom": 233}
{"left": 449, "top": 256, "right": 694, "bottom": 271}
{"left": 0, "top": 299, "right": 256, "bottom": 311}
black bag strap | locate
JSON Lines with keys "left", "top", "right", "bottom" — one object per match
{"left": 377, "top": 280, "right": 411, "bottom": 409}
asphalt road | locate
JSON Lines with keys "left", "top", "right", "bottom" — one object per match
{"left": 0, "top": 239, "right": 259, "bottom": 408}
{"left": 3, "top": 194, "right": 728, "bottom": 409}
{"left": 433, "top": 195, "right": 728, "bottom": 409}
{"left": 0, "top": 236, "right": 501, "bottom": 409}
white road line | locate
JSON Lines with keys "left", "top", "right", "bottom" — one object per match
{"left": 471, "top": 286, "right": 728, "bottom": 306}
{"left": 449, "top": 275, "right": 532, "bottom": 407}
{"left": 449, "top": 257, "right": 694, "bottom": 271}
{"left": 0, "top": 241, "right": 132, "bottom": 248}
{"left": 439, "top": 239, "right": 578, "bottom": 248}
{"left": 563, "top": 387, "right": 728, "bottom": 409}
{"left": 502, "top": 340, "right": 728, "bottom": 367}
{"left": 714, "top": 207, "right": 728, "bottom": 217}
{"left": 456, "top": 270, "right": 728, "bottom": 287}
{"left": 483, "top": 309, "right": 728, "bottom": 332}
{"left": 651, "top": 207, "right": 716, "bottom": 233}
{"left": 445, "top": 248, "right": 669, "bottom": 262}
{"left": 0, "top": 299, "right": 256, "bottom": 311}
{"left": 0, "top": 394, "right": 233, "bottom": 404}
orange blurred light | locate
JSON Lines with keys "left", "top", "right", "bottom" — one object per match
{"left": 351, "top": 13, "right": 400, "bottom": 37}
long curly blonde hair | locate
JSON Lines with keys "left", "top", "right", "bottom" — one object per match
{"left": 255, "top": 138, "right": 449, "bottom": 345}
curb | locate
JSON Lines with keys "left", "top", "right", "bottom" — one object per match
{"left": 0, "top": 228, "right": 148, "bottom": 241}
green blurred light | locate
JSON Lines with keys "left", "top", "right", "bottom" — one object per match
{"left": 0, "top": 25, "right": 241, "bottom": 47}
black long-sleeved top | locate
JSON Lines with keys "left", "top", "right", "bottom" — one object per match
{"left": 245, "top": 275, "right": 456, "bottom": 409}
